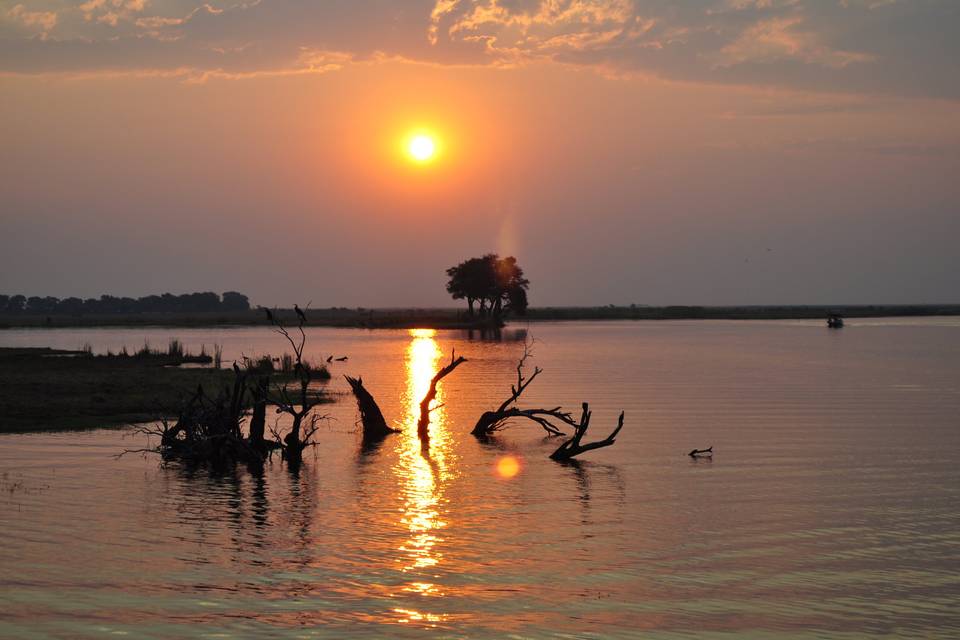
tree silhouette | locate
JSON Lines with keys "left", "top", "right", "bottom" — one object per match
{"left": 0, "top": 291, "right": 252, "bottom": 315}
{"left": 446, "top": 254, "right": 529, "bottom": 318}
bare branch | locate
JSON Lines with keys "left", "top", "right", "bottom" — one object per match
{"left": 550, "top": 404, "right": 624, "bottom": 461}
{"left": 472, "top": 338, "right": 574, "bottom": 437}
{"left": 418, "top": 349, "right": 467, "bottom": 442}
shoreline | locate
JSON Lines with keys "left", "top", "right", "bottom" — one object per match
{"left": 0, "top": 347, "right": 333, "bottom": 433}
{"left": 0, "top": 304, "right": 958, "bottom": 329}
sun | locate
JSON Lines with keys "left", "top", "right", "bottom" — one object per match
{"left": 407, "top": 134, "right": 437, "bottom": 163}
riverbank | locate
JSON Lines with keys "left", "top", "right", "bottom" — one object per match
{"left": 0, "top": 347, "right": 331, "bottom": 433}
{"left": 0, "top": 304, "right": 958, "bottom": 329}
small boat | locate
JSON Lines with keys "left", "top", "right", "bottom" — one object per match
{"left": 826, "top": 314, "right": 844, "bottom": 329}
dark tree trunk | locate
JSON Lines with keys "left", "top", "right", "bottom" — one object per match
{"left": 248, "top": 377, "right": 268, "bottom": 445}
{"left": 418, "top": 352, "right": 467, "bottom": 443}
{"left": 346, "top": 375, "right": 398, "bottom": 440}
{"left": 284, "top": 414, "right": 304, "bottom": 466}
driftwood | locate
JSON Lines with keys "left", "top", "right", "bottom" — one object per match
{"left": 688, "top": 447, "right": 713, "bottom": 457}
{"left": 550, "top": 403, "right": 624, "bottom": 461}
{"left": 345, "top": 375, "right": 398, "bottom": 440}
{"left": 418, "top": 350, "right": 467, "bottom": 443}
{"left": 472, "top": 343, "right": 575, "bottom": 437}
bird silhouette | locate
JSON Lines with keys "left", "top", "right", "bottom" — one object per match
{"left": 294, "top": 304, "right": 307, "bottom": 323}
{"left": 263, "top": 307, "right": 275, "bottom": 324}
{"left": 232, "top": 361, "right": 241, "bottom": 374}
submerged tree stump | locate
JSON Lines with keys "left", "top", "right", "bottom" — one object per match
{"left": 345, "top": 375, "right": 398, "bottom": 440}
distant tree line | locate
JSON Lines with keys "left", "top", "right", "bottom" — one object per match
{"left": 0, "top": 291, "right": 250, "bottom": 315}
{"left": 446, "top": 254, "right": 529, "bottom": 318}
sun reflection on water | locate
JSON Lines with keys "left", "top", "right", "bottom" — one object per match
{"left": 393, "top": 329, "right": 455, "bottom": 625}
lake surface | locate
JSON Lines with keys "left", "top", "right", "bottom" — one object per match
{"left": 2, "top": 319, "right": 960, "bottom": 638}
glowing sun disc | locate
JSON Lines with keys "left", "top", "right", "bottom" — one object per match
{"left": 408, "top": 135, "right": 436, "bottom": 162}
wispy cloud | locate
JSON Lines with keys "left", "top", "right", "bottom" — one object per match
{"left": 714, "top": 16, "right": 874, "bottom": 69}
{"left": 0, "top": 0, "right": 957, "bottom": 98}
{"left": 6, "top": 4, "right": 58, "bottom": 36}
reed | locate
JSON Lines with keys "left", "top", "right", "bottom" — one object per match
{"left": 167, "top": 339, "right": 184, "bottom": 358}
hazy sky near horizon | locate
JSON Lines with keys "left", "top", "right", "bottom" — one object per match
{"left": 2, "top": 0, "right": 959, "bottom": 307}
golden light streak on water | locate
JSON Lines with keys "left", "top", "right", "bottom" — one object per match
{"left": 393, "top": 329, "right": 454, "bottom": 624}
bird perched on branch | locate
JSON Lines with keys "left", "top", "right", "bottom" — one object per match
{"left": 294, "top": 304, "right": 307, "bottom": 323}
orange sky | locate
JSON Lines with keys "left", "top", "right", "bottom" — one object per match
{"left": 2, "top": 2, "right": 959, "bottom": 306}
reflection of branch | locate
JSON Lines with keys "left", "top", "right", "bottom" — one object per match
{"left": 417, "top": 350, "right": 467, "bottom": 442}
{"left": 550, "top": 404, "right": 624, "bottom": 461}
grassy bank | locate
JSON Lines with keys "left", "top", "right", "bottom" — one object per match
{"left": 1, "top": 348, "right": 265, "bottom": 432}
{"left": 0, "top": 308, "right": 500, "bottom": 329}
{"left": 0, "top": 304, "right": 958, "bottom": 330}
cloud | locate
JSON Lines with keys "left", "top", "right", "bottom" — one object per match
{"left": 78, "top": 0, "right": 149, "bottom": 26}
{"left": 714, "top": 16, "right": 874, "bottom": 69}
{"left": 0, "top": 0, "right": 957, "bottom": 98}
{"left": 6, "top": 4, "right": 58, "bottom": 35}
{"left": 439, "top": 0, "right": 638, "bottom": 60}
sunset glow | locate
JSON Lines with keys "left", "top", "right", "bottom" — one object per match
{"left": 4, "top": 1, "right": 960, "bottom": 637}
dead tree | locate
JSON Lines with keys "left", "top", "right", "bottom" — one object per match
{"left": 124, "top": 309, "right": 325, "bottom": 468}
{"left": 472, "top": 341, "right": 577, "bottom": 437}
{"left": 247, "top": 375, "right": 280, "bottom": 458}
{"left": 418, "top": 350, "right": 467, "bottom": 443}
{"left": 345, "top": 375, "right": 398, "bottom": 440}
{"left": 550, "top": 403, "right": 624, "bottom": 461}
{"left": 265, "top": 304, "right": 327, "bottom": 467}
{"left": 140, "top": 375, "right": 264, "bottom": 468}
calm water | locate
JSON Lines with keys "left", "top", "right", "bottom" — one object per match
{"left": 2, "top": 319, "right": 960, "bottom": 638}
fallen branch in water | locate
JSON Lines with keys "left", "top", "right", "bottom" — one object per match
{"left": 688, "top": 447, "right": 713, "bottom": 457}
{"left": 472, "top": 341, "right": 576, "bottom": 437}
{"left": 418, "top": 349, "right": 467, "bottom": 443}
{"left": 550, "top": 403, "right": 624, "bottom": 461}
